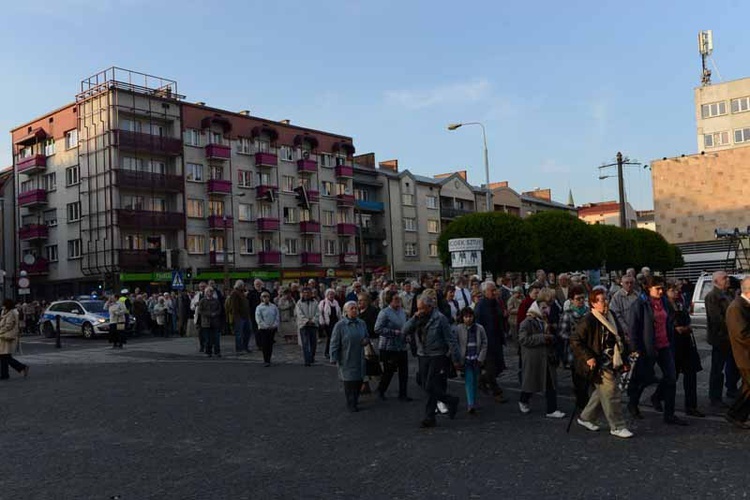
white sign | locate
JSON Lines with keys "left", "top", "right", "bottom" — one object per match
{"left": 451, "top": 250, "right": 482, "bottom": 268}
{"left": 448, "top": 238, "right": 484, "bottom": 253}
{"left": 18, "top": 288, "right": 30, "bottom": 295}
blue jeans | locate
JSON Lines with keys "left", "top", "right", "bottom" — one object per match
{"left": 234, "top": 318, "right": 252, "bottom": 353}
{"left": 464, "top": 364, "right": 480, "bottom": 408}
{"left": 201, "top": 328, "right": 221, "bottom": 355}
{"left": 300, "top": 326, "right": 317, "bottom": 364}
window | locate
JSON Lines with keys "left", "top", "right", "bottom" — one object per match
{"left": 426, "top": 196, "right": 438, "bottom": 209}
{"left": 335, "top": 155, "right": 346, "bottom": 166}
{"left": 300, "top": 208, "right": 312, "bottom": 222}
{"left": 186, "top": 163, "right": 204, "bottom": 182}
{"left": 336, "top": 182, "right": 349, "bottom": 196}
{"left": 704, "top": 131, "right": 730, "bottom": 148}
{"left": 356, "top": 213, "right": 372, "bottom": 227}
{"left": 731, "top": 97, "right": 750, "bottom": 114}
{"left": 65, "top": 130, "right": 78, "bottom": 149}
{"left": 427, "top": 220, "right": 439, "bottom": 233}
{"left": 282, "top": 175, "right": 296, "bottom": 192}
{"left": 404, "top": 243, "right": 417, "bottom": 257}
{"left": 701, "top": 101, "right": 727, "bottom": 119}
{"left": 45, "top": 245, "right": 59, "bottom": 262}
{"left": 184, "top": 129, "right": 202, "bottom": 147}
{"left": 19, "top": 147, "right": 33, "bottom": 159}
{"left": 258, "top": 203, "right": 274, "bottom": 218}
{"left": 240, "top": 237, "right": 255, "bottom": 254}
{"left": 67, "top": 202, "right": 81, "bottom": 222}
{"left": 122, "top": 156, "right": 143, "bottom": 171}
{"left": 319, "top": 154, "right": 333, "bottom": 168}
{"left": 283, "top": 207, "right": 298, "bottom": 223}
{"left": 354, "top": 189, "right": 369, "bottom": 201}
{"left": 321, "top": 181, "right": 333, "bottom": 196}
{"left": 209, "top": 131, "right": 223, "bottom": 145}
{"left": 280, "top": 146, "right": 296, "bottom": 162}
{"left": 322, "top": 210, "right": 335, "bottom": 226}
{"left": 67, "top": 239, "right": 82, "bottom": 259}
{"left": 237, "top": 170, "right": 253, "bottom": 188}
{"left": 284, "top": 238, "right": 299, "bottom": 255}
{"left": 20, "top": 179, "right": 34, "bottom": 193}
{"left": 260, "top": 238, "right": 274, "bottom": 252}
{"left": 302, "top": 238, "right": 315, "bottom": 253}
{"left": 255, "top": 139, "right": 270, "bottom": 153}
{"left": 42, "top": 173, "right": 56, "bottom": 191}
{"left": 208, "top": 200, "right": 225, "bottom": 216}
{"left": 122, "top": 195, "right": 144, "bottom": 211}
{"left": 238, "top": 204, "right": 253, "bottom": 221}
{"left": 66, "top": 166, "right": 80, "bottom": 186}
{"left": 256, "top": 172, "right": 272, "bottom": 186}
{"left": 120, "top": 119, "right": 142, "bottom": 133}
{"left": 402, "top": 193, "right": 415, "bottom": 206}
{"left": 339, "top": 240, "right": 353, "bottom": 254}
{"left": 44, "top": 138, "right": 56, "bottom": 156}
{"left": 237, "top": 137, "right": 253, "bottom": 154}
{"left": 187, "top": 235, "right": 205, "bottom": 254}
{"left": 151, "top": 198, "right": 166, "bottom": 212}
{"left": 404, "top": 217, "right": 417, "bottom": 232}
{"left": 150, "top": 160, "right": 166, "bottom": 175}
{"left": 123, "top": 234, "right": 146, "bottom": 250}
{"left": 44, "top": 209, "right": 57, "bottom": 227}
{"left": 336, "top": 209, "right": 351, "bottom": 224}
{"left": 209, "top": 235, "right": 225, "bottom": 252}
{"left": 428, "top": 244, "right": 438, "bottom": 258}
{"left": 324, "top": 240, "right": 336, "bottom": 255}
{"left": 209, "top": 166, "right": 224, "bottom": 180}
{"left": 734, "top": 128, "right": 750, "bottom": 144}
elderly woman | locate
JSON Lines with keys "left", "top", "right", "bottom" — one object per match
{"left": 107, "top": 294, "right": 128, "bottom": 349}
{"left": 506, "top": 286, "right": 524, "bottom": 341}
{"left": 570, "top": 288, "right": 633, "bottom": 438}
{"left": 518, "top": 299, "right": 565, "bottom": 418}
{"left": 198, "top": 286, "right": 222, "bottom": 358}
{"left": 319, "top": 288, "right": 342, "bottom": 359}
{"left": 0, "top": 299, "right": 29, "bottom": 380}
{"left": 255, "top": 291, "right": 280, "bottom": 367}
{"left": 152, "top": 296, "right": 167, "bottom": 337}
{"left": 330, "top": 301, "right": 370, "bottom": 412}
{"left": 666, "top": 281, "right": 704, "bottom": 417}
{"left": 375, "top": 291, "right": 410, "bottom": 401}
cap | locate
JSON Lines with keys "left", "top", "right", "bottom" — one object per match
{"left": 120, "top": 288, "right": 129, "bottom": 294}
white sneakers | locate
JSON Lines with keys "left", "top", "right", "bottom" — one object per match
{"left": 610, "top": 428, "right": 634, "bottom": 439}
{"left": 518, "top": 402, "right": 531, "bottom": 414}
{"left": 546, "top": 410, "right": 566, "bottom": 419}
{"left": 577, "top": 418, "right": 600, "bottom": 431}
{"left": 436, "top": 402, "right": 449, "bottom": 414}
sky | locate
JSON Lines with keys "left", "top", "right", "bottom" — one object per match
{"left": 2, "top": 0, "right": 750, "bottom": 210}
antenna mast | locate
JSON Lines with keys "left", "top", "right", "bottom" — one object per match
{"left": 698, "top": 30, "right": 713, "bottom": 86}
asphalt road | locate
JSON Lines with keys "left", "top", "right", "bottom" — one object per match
{"left": 2, "top": 344, "right": 750, "bottom": 499}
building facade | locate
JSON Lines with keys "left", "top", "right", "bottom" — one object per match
{"left": 0, "top": 168, "right": 14, "bottom": 301}
{"left": 695, "top": 77, "right": 750, "bottom": 153}
{"left": 577, "top": 200, "right": 637, "bottom": 227}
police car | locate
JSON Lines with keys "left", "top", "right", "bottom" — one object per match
{"left": 39, "top": 298, "right": 133, "bottom": 339}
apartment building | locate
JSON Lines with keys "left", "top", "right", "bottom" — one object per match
{"left": 578, "top": 200, "right": 637, "bottom": 227}
{"left": 695, "top": 77, "right": 750, "bottom": 152}
{"left": 11, "top": 68, "right": 358, "bottom": 298}
{"left": 352, "top": 153, "right": 389, "bottom": 277}
{"left": 0, "top": 168, "right": 14, "bottom": 301}
{"left": 490, "top": 182, "right": 577, "bottom": 218}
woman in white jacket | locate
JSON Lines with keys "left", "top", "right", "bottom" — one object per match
{"left": 318, "top": 289, "right": 342, "bottom": 359}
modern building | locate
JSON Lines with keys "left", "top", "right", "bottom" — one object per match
{"left": 0, "top": 167, "right": 15, "bottom": 301}
{"left": 10, "top": 68, "right": 358, "bottom": 298}
{"left": 577, "top": 200, "right": 637, "bottom": 227}
{"left": 695, "top": 77, "right": 750, "bottom": 152}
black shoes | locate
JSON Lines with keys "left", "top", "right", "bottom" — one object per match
{"left": 378, "top": 391, "right": 387, "bottom": 401}
{"left": 420, "top": 418, "right": 436, "bottom": 428}
{"left": 650, "top": 394, "right": 664, "bottom": 413}
{"left": 627, "top": 404, "right": 644, "bottom": 420}
{"left": 664, "top": 415, "right": 689, "bottom": 426}
{"left": 685, "top": 408, "right": 706, "bottom": 418}
{"left": 447, "top": 397, "right": 459, "bottom": 420}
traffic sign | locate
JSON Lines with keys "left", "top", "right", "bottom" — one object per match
{"left": 18, "top": 277, "right": 30, "bottom": 289}
{"left": 171, "top": 271, "right": 185, "bottom": 290}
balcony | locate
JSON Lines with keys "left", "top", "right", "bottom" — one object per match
{"left": 307, "top": 190, "right": 320, "bottom": 203}
{"left": 208, "top": 215, "right": 233, "bottom": 230}
{"left": 301, "top": 252, "right": 322, "bottom": 265}
{"left": 339, "top": 253, "right": 358, "bottom": 265}
{"left": 256, "top": 184, "right": 278, "bottom": 200}
{"left": 299, "top": 220, "right": 320, "bottom": 233}
{"left": 337, "top": 223, "right": 357, "bottom": 236}
{"left": 297, "top": 159, "right": 317, "bottom": 174}
{"left": 257, "top": 218, "right": 280, "bottom": 232}
{"left": 207, "top": 179, "right": 232, "bottom": 195}
{"left": 335, "top": 165, "right": 353, "bottom": 178}
{"left": 18, "top": 224, "right": 49, "bottom": 241}
{"left": 18, "top": 189, "right": 47, "bottom": 208}
{"left": 117, "top": 250, "right": 151, "bottom": 271}
{"left": 113, "top": 130, "right": 183, "bottom": 157}
{"left": 255, "top": 152, "right": 278, "bottom": 168}
{"left": 361, "top": 227, "right": 387, "bottom": 240}
{"left": 115, "top": 170, "right": 184, "bottom": 193}
{"left": 355, "top": 200, "right": 385, "bottom": 212}
{"left": 441, "top": 207, "right": 473, "bottom": 219}
{"left": 258, "top": 251, "right": 281, "bottom": 265}
{"left": 210, "top": 251, "right": 235, "bottom": 266}
{"left": 116, "top": 209, "right": 183, "bottom": 230}
{"left": 17, "top": 154, "right": 46, "bottom": 175}
{"left": 205, "top": 143, "right": 231, "bottom": 160}
{"left": 363, "top": 254, "right": 388, "bottom": 266}
{"left": 336, "top": 194, "right": 355, "bottom": 207}
{"left": 20, "top": 258, "right": 49, "bottom": 276}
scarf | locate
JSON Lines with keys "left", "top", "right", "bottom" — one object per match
{"left": 591, "top": 309, "right": 624, "bottom": 369}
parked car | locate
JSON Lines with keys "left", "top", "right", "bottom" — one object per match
{"left": 689, "top": 272, "right": 747, "bottom": 329}
{"left": 39, "top": 300, "right": 134, "bottom": 339}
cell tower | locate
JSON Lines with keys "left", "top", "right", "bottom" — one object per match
{"left": 698, "top": 30, "right": 713, "bottom": 86}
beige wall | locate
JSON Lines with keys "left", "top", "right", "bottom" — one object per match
{"left": 695, "top": 77, "right": 750, "bottom": 152}
{"left": 652, "top": 146, "right": 750, "bottom": 243}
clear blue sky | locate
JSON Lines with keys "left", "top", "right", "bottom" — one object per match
{"left": 3, "top": 0, "right": 749, "bottom": 210}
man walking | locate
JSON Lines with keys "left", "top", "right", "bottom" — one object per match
{"left": 725, "top": 277, "right": 750, "bottom": 429}
{"left": 226, "top": 280, "right": 252, "bottom": 355}
{"left": 609, "top": 275, "right": 639, "bottom": 337}
{"left": 705, "top": 271, "right": 740, "bottom": 407}
{"left": 295, "top": 287, "right": 320, "bottom": 366}
{"left": 474, "top": 282, "right": 508, "bottom": 403}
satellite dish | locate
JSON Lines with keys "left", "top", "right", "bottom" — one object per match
{"left": 23, "top": 254, "right": 36, "bottom": 265}
{"left": 281, "top": 245, "right": 289, "bottom": 254}
{"left": 382, "top": 240, "right": 388, "bottom": 247}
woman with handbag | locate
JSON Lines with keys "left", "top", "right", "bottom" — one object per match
{"left": 108, "top": 294, "right": 128, "bottom": 349}
{"left": 570, "top": 288, "right": 634, "bottom": 438}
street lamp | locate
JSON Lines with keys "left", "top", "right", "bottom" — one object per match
{"left": 447, "top": 122, "right": 492, "bottom": 212}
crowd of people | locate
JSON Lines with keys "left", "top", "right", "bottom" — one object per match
{"left": 3, "top": 267, "right": 750, "bottom": 437}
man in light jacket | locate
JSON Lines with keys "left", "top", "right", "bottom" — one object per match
{"left": 295, "top": 287, "right": 320, "bottom": 366}
{"left": 255, "top": 291, "right": 280, "bottom": 367}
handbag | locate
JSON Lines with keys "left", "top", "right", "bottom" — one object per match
{"left": 364, "top": 344, "right": 382, "bottom": 376}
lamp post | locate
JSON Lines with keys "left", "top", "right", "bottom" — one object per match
{"left": 447, "top": 122, "right": 492, "bottom": 212}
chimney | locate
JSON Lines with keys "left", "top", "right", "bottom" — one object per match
{"left": 379, "top": 159, "right": 398, "bottom": 172}
{"left": 522, "top": 188, "right": 552, "bottom": 201}
{"left": 279, "top": 119, "right": 290, "bottom": 125}
{"left": 239, "top": 110, "right": 250, "bottom": 116}
{"left": 195, "top": 101, "right": 205, "bottom": 106}
{"left": 434, "top": 170, "right": 467, "bottom": 181}
{"left": 489, "top": 181, "right": 509, "bottom": 190}
{"left": 354, "top": 153, "right": 376, "bottom": 169}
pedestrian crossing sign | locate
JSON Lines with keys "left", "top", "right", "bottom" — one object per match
{"left": 171, "top": 271, "right": 185, "bottom": 290}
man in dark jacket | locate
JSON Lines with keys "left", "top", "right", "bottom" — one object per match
{"left": 725, "top": 277, "right": 750, "bottom": 429}
{"left": 227, "top": 280, "right": 252, "bottom": 355}
{"left": 474, "top": 282, "right": 507, "bottom": 403}
{"left": 705, "top": 271, "right": 740, "bottom": 406}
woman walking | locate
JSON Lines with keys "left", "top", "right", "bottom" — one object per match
{"left": 330, "top": 302, "right": 370, "bottom": 412}
{"left": 455, "top": 307, "right": 488, "bottom": 414}
{"left": 0, "top": 299, "right": 29, "bottom": 380}
{"left": 318, "top": 289, "right": 342, "bottom": 359}
{"left": 198, "top": 287, "right": 222, "bottom": 358}
{"left": 375, "top": 291, "right": 410, "bottom": 401}
{"left": 108, "top": 294, "right": 128, "bottom": 349}
{"left": 255, "top": 292, "right": 280, "bottom": 366}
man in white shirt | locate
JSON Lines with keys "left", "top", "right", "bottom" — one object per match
{"left": 455, "top": 276, "right": 472, "bottom": 311}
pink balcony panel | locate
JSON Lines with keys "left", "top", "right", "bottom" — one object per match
{"left": 20, "top": 258, "right": 49, "bottom": 275}
{"left": 205, "top": 143, "right": 231, "bottom": 160}
{"left": 258, "top": 251, "right": 281, "bottom": 265}
{"left": 307, "top": 190, "right": 320, "bottom": 203}
{"left": 301, "top": 252, "right": 322, "bottom": 265}
{"left": 257, "top": 218, "right": 280, "bottom": 232}
{"left": 297, "top": 159, "right": 317, "bottom": 173}
{"left": 335, "top": 165, "right": 353, "bottom": 178}
{"left": 207, "top": 179, "right": 232, "bottom": 195}
{"left": 339, "top": 253, "right": 359, "bottom": 265}
{"left": 256, "top": 184, "right": 278, "bottom": 199}
{"left": 255, "top": 152, "right": 278, "bottom": 167}
{"left": 17, "top": 154, "right": 46, "bottom": 174}
{"left": 19, "top": 224, "right": 49, "bottom": 241}
{"left": 208, "top": 215, "right": 233, "bottom": 229}
{"left": 299, "top": 221, "right": 320, "bottom": 233}
{"left": 336, "top": 194, "right": 355, "bottom": 207}
{"left": 337, "top": 223, "right": 357, "bottom": 236}
{"left": 18, "top": 189, "right": 47, "bottom": 208}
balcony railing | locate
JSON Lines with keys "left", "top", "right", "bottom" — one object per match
{"left": 336, "top": 194, "right": 355, "bottom": 207}
{"left": 210, "top": 251, "right": 235, "bottom": 266}
{"left": 17, "top": 154, "right": 46, "bottom": 175}
{"left": 255, "top": 152, "right": 278, "bottom": 167}
{"left": 256, "top": 184, "right": 278, "bottom": 200}
{"left": 301, "top": 252, "right": 322, "bottom": 265}
{"left": 20, "top": 258, "right": 49, "bottom": 275}
{"left": 335, "top": 165, "right": 353, "bottom": 178}
{"left": 360, "top": 227, "right": 387, "bottom": 240}
{"left": 258, "top": 251, "right": 281, "bottom": 265}
{"left": 441, "top": 207, "right": 473, "bottom": 219}
{"left": 208, "top": 215, "right": 233, "bottom": 229}
{"left": 355, "top": 199, "right": 384, "bottom": 212}
{"left": 116, "top": 209, "right": 183, "bottom": 229}
{"left": 257, "top": 218, "right": 280, "bottom": 232}
{"left": 205, "top": 143, "right": 231, "bottom": 160}
{"left": 339, "top": 253, "right": 358, "bottom": 265}
{"left": 297, "top": 159, "right": 317, "bottom": 174}
{"left": 307, "top": 190, "right": 320, "bottom": 203}
{"left": 18, "top": 224, "right": 49, "bottom": 241}
{"left": 362, "top": 254, "right": 388, "bottom": 266}
{"left": 207, "top": 179, "right": 232, "bottom": 195}
{"left": 18, "top": 189, "right": 47, "bottom": 208}
{"left": 299, "top": 220, "right": 320, "bottom": 233}
{"left": 113, "top": 130, "right": 183, "bottom": 157}
{"left": 117, "top": 250, "right": 151, "bottom": 271}
{"left": 337, "top": 223, "right": 357, "bottom": 236}
{"left": 115, "top": 170, "right": 184, "bottom": 193}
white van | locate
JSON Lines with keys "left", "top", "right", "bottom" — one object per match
{"left": 689, "top": 272, "right": 746, "bottom": 329}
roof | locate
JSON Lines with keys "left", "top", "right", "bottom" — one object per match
{"left": 521, "top": 194, "right": 576, "bottom": 211}
{"left": 578, "top": 201, "right": 621, "bottom": 217}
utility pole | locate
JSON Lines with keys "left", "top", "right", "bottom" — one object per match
{"left": 598, "top": 152, "right": 642, "bottom": 229}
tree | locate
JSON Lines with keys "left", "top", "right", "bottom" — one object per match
{"left": 629, "top": 228, "right": 681, "bottom": 272}
{"left": 525, "top": 211, "right": 602, "bottom": 272}
{"left": 438, "top": 212, "right": 539, "bottom": 274}
{"left": 590, "top": 224, "right": 636, "bottom": 272}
